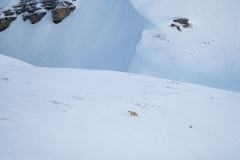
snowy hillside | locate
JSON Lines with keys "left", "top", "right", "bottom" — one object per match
{"left": 0, "top": 0, "right": 240, "bottom": 92}
{"left": 1, "top": 54, "right": 240, "bottom": 160}
{"left": 128, "top": 0, "right": 240, "bottom": 92}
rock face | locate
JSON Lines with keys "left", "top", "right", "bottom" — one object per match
{"left": 52, "top": 7, "right": 75, "bottom": 24}
{"left": 0, "top": 0, "right": 76, "bottom": 32}
{"left": 23, "top": 12, "right": 47, "bottom": 24}
{"left": 0, "top": 17, "right": 17, "bottom": 32}
{"left": 51, "top": 1, "right": 76, "bottom": 24}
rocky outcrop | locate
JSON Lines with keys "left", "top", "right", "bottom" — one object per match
{"left": 171, "top": 18, "right": 190, "bottom": 32}
{"left": 2, "top": 10, "right": 15, "bottom": 16}
{"left": 41, "top": 1, "right": 58, "bottom": 10}
{"left": 0, "top": 17, "right": 17, "bottom": 32}
{"left": 13, "top": 2, "right": 41, "bottom": 15}
{"left": 173, "top": 18, "right": 190, "bottom": 28}
{"left": 0, "top": 0, "right": 76, "bottom": 32}
{"left": 51, "top": 1, "right": 76, "bottom": 24}
{"left": 23, "top": 12, "right": 47, "bottom": 24}
{"left": 52, "top": 7, "right": 75, "bottom": 24}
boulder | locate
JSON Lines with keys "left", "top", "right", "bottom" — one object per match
{"left": 23, "top": 12, "right": 47, "bottom": 24}
{"left": 0, "top": 17, "right": 17, "bottom": 32}
{"left": 51, "top": 8, "right": 73, "bottom": 24}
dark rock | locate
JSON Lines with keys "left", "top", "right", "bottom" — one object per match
{"left": 12, "top": 5, "right": 22, "bottom": 9}
{"left": 28, "top": 2, "right": 38, "bottom": 7}
{"left": 2, "top": 10, "right": 15, "bottom": 16}
{"left": 3, "top": 9, "right": 12, "bottom": 13}
{"left": 0, "top": 0, "right": 76, "bottom": 31}
{"left": 62, "top": 1, "right": 73, "bottom": 6}
{"left": 21, "top": 5, "right": 29, "bottom": 12}
{"left": 41, "top": 0, "right": 58, "bottom": 10}
{"left": 42, "top": 1, "right": 58, "bottom": 7}
{"left": 13, "top": 4, "right": 22, "bottom": 8}
{"left": 69, "top": 6, "right": 76, "bottom": 12}
{"left": 173, "top": 18, "right": 188, "bottom": 24}
{"left": 23, "top": 12, "right": 47, "bottom": 24}
{"left": 15, "top": 9, "right": 23, "bottom": 15}
{"left": 173, "top": 18, "right": 190, "bottom": 28}
{"left": 0, "top": 17, "right": 17, "bottom": 32}
{"left": 27, "top": 7, "right": 41, "bottom": 13}
{"left": 52, "top": 7, "right": 74, "bottom": 24}
{"left": 44, "top": 5, "right": 57, "bottom": 10}
{"left": 64, "top": 1, "right": 73, "bottom": 6}
{"left": 171, "top": 24, "right": 181, "bottom": 32}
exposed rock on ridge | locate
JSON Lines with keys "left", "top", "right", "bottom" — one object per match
{"left": 0, "top": 17, "right": 17, "bottom": 32}
{"left": 170, "top": 18, "right": 190, "bottom": 32}
{"left": 51, "top": 1, "right": 76, "bottom": 24}
{"left": 23, "top": 12, "right": 47, "bottom": 24}
{"left": 0, "top": 0, "right": 76, "bottom": 32}
{"left": 173, "top": 18, "right": 190, "bottom": 28}
{"left": 52, "top": 7, "right": 75, "bottom": 24}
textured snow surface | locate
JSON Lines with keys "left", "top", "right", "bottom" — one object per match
{"left": 0, "top": 0, "right": 239, "bottom": 92}
{"left": 1, "top": 54, "right": 240, "bottom": 160}
{"left": 128, "top": 0, "right": 240, "bottom": 92}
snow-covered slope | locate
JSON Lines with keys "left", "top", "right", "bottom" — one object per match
{"left": 0, "top": 0, "right": 240, "bottom": 93}
{"left": 128, "top": 0, "right": 240, "bottom": 92}
{"left": 0, "top": 0, "right": 148, "bottom": 71}
{"left": 1, "top": 54, "right": 240, "bottom": 160}
{"left": 0, "top": 54, "right": 32, "bottom": 66}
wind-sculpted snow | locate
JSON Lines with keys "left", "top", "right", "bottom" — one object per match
{"left": 128, "top": 0, "right": 240, "bottom": 92}
{"left": 0, "top": 54, "right": 240, "bottom": 159}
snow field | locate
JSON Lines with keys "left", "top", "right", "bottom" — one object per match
{"left": 0, "top": 55, "right": 240, "bottom": 159}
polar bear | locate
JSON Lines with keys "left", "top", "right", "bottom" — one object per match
{"left": 128, "top": 111, "right": 138, "bottom": 116}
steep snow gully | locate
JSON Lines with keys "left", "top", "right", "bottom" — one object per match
{"left": 0, "top": 0, "right": 149, "bottom": 71}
